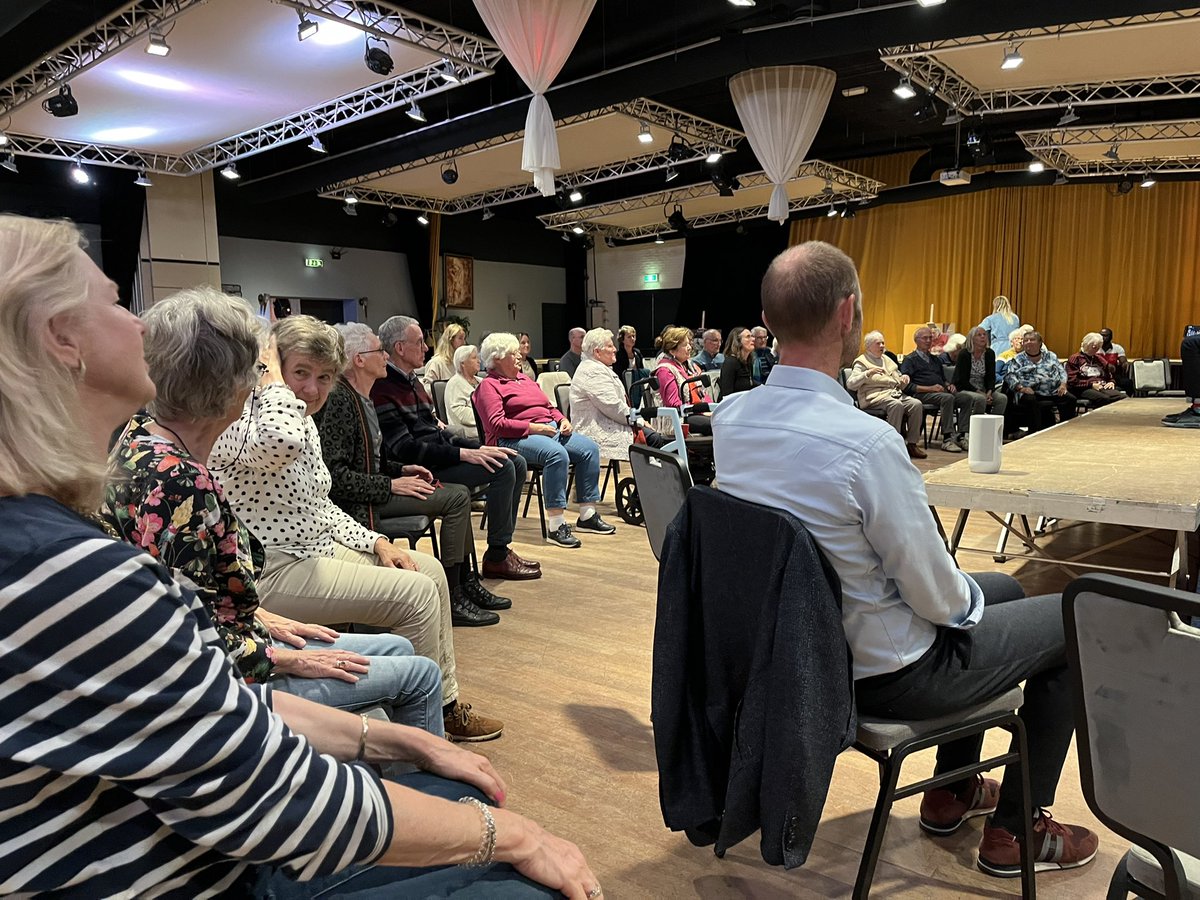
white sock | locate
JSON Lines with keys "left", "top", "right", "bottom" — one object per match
{"left": 548, "top": 513, "right": 565, "bottom": 530}
{"left": 579, "top": 504, "right": 597, "bottom": 522}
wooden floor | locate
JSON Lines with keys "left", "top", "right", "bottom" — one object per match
{"left": 447, "top": 437, "right": 1197, "bottom": 899}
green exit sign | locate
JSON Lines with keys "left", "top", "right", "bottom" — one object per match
{"left": 305, "top": 257, "right": 324, "bottom": 268}
{"left": 643, "top": 273, "right": 659, "bottom": 283}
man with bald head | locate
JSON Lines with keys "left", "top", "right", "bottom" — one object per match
{"left": 559, "top": 327, "right": 585, "bottom": 377}
{"left": 712, "top": 241, "right": 1098, "bottom": 881}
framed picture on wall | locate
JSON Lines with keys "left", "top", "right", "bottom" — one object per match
{"left": 445, "top": 254, "right": 474, "bottom": 310}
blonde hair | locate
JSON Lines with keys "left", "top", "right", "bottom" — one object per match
{"left": 992, "top": 295, "right": 1016, "bottom": 323}
{"left": 0, "top": 215, "right": 103, "bottom": 511}
{"left": 657, "top": 326, "right": 693, "bottom": 356}
{"left": 274, "top": 315, "right": 346, "bottom": 374}
{"left": 435, "top": 323, "right": 466, "bottom": 364}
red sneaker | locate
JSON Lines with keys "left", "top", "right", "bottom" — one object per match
{"left": 977, "top": 811, "right": 1099, "bottom": 877}
{"left": 919, "top": 774, "right": 1000, "bottom": 835}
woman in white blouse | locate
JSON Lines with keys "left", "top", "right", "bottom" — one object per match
{"left": 211, "top": 315, "right": 502, "bottom": 743}
{"left": 444, "top": 343, "right": 481, "bottom": 439}
{"left": 568, "top": 327, "right": 641, "bottom": 462}
{"left": 421, "top": 322, "right": 465, "bottom": 390}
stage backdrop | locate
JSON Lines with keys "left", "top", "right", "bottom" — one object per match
{"left": 788, "top": 176, "right": 1200, "bottom": 359}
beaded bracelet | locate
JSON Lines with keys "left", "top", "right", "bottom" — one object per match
{"left": 355, "top": 713, "right": 370, "bottom": 761}
{"left": 457, "top": 797, "right": 496, "bottom": 868}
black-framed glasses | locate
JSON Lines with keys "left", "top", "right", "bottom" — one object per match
{"left": 357, "top": 348, "right": 389, "bottom": 356}
{"left": 255, "top": 362, "right": 269, "bottom": 375}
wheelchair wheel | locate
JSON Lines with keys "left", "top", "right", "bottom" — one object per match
{"left": 615, "top": 477, "right": 644, "bottom": 526}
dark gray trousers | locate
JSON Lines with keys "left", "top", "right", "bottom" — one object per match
{"left": 855, "top": 572, "right": 1072, "bottom": 831}
{"left": 431, "top": 453, "right": 527, "bottom": 551}
{"left": 377, "top": 482, "right": 472, "bottom": 567}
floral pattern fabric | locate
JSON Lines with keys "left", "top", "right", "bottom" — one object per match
{"left": 102, "top": 413, "right": 274, "bottom": 682}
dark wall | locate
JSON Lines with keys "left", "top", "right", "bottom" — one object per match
{"left": 678, "top": 221, "right": 789, "bottom": 336}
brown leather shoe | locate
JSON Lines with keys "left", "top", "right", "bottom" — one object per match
{"left": 508, "top": 549, "right": 541, "bottom": 570}
{"left": 481, "top": 550, "right": 542, "bottom": 580}
{"left": 906, "top": 442, "right": 927, "bottom": 459}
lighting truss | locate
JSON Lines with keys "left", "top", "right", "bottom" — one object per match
{"left": 535, "top": 162, "right": 884, "bottom": 239}
{"left": 0, "top": 131, "right": 193, "bottom": 173}
{"left": 881, "top": 8, "right": 1200, "bottom": 117}
{"left": 1019, "top": 118, "right": 1200, "bottom": 177}
{"left": 318, "top": 97, "right": 745, "bottom": 212}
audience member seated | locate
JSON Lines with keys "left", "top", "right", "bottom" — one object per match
{"left": 938, "top": 332, "right": 966, "bottom": 366}
{"left": 1096, "top": 326, "right": 1130, "bottom": 391}
{"left": 928, "top": 324, "right": 948, "bottom": 356}
{"left": 104, "top": 290, "right": 444, "bottom": 748}
{"left": 569, "top": 327, "right": 645, "bottom": 463}
{"left": 445, "top": 343, "right": 483, "bottom": 439}
{"left": 977, "top": 294, "right": 1020, "bottom": 354}
{"left": 613, "top": 324, "right": 648, "bottom": 405}
{"left": 952, "top": 326, "right": 1009, "bottom": 426}
{"left": 653, "top": 325, "right": 715, "bottom": 436}
{"left": 901, "top": 325, "right": 972, "bottom": 452}
{"left": 718, "top": 326, "right": 757, "bottom": 397}
{"left": 1162, "top": 328, "right": 1200, "bottom": 428}
{"left": 848, "top": 330, "right": 925, "bottom": 459}
{"left": 517, "top": 331, "right": 540, "bottom": 379}
{"left": 421, "top": 322, "right": 466, "bottom": 390}
{"left": 559, "top": 327, "right": 585, "bottom": 377}
{"left": 1066, "top": 332, "right": 1127, "bottom": 408}
{"left": 0, "top": 213, "right": 597, "bottom": 899}
{"left": 713, "top": 240, "right": 1099, "bottom": 882}
{"left": 475, "top": 332, "right": 613, "bottom": 549}
{"left": 694, "top": 328, "right": 724, "bottom": 370}
{"left": 750, "top": 325, "right": 775, "bottom": 384}
{"left": 317, "top": 323, "right": 509, "bottom": 627}
{"left": 1005, "top": 331, "right": 1077, "bottom": 433}
{"left": 211, "top": 315, "right": 503, "bottom": 743}
{"left": 372, "top": 315, "right": 540, "bottom": 583}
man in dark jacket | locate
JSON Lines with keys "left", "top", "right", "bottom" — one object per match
{"left": 901, "top": 325, "right": 972, "bottom": 452}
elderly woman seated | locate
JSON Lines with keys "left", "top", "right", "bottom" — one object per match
{"left": 1067, "top": 332, "right": 1127, "bottom": 407}
{"left": 568, "top": 327, "right": 646, "bottom": 464}
{"left": 211, "top": 314, "right": 502, "bottom": 742}
{"left": 475, "top": 331, "right": 614, "bottom": 549}
{"left": 652, "top": 325, "right": 715, "bottom": 435}
{"left": 103, "top": 288, "right": 443, "bottom": 746}
{"left": 847, "top": 330, "right": 926, "bottom": 459}
{"left": 445, "top": 343, "right": 482, "bottom": 439}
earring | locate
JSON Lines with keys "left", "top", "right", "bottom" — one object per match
{"left": 74, "top": 358, "right": 87, "bottom": 380}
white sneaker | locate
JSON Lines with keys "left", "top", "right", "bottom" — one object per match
{"left": 941, "top": 439, "right": 963, "bottom": 453}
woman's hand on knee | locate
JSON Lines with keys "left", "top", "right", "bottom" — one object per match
{"left": 494, "top": 810, "right": 600, "bottom": 900}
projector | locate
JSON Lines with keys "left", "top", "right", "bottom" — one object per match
{"left": 940, "top": 168, "right": 971, "bottom": 186}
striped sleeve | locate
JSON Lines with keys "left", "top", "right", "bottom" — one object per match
{"left": 0, "top": 536, "right": 392, "bottom": 896}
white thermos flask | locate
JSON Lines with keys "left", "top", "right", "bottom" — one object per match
{"left": 968, "top": 414, "right": 1003, "bottom": 474}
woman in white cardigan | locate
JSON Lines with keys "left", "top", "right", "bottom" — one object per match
{"left": 568, "top": 328, "right": 640, "bottom": 462}
{"left": 443, "top": 344, "right": 481, "bottom": 439}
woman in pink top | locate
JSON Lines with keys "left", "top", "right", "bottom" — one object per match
{"left": 653, "top": 326, "right": 714, "bottom": 435}
{"left": 473, "top": 332, "right": 613, "bottom": 549}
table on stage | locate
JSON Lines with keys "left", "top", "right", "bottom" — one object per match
{"left": 924, "top": 398, "right": 1198, "bottom": 588}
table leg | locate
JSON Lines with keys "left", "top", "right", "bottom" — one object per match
{"left": 994, "top": 512, "right": 1015, "bottom": 562}
{"left": 1170, "top": 530, "right": 1193, "bottom": 591}
{"left": 949, "top": 509, "right": 970, "bottom": 557}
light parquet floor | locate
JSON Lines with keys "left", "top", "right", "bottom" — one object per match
{"left": 447, "top": 442, "right": 1196, "bottom": 899}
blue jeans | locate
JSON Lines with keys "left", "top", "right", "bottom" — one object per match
{"left": 270, "top": 633, "right": 444, "bottom": 740}
{"left": 250, "top": 772, "right": 556, "bottom": 899}
{"left": 498, "top": 427, "right": 600, "bottom": 510}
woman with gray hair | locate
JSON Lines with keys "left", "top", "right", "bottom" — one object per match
{"left": 476, "top": 331, "right": 612, "bottom": 548}
{"left": 103, "top": 288, "right": 444, "bottom": 742}
{"left": 847, "top": 330, "right": 926, "bottom": 459}
{"left": 444, "top": 343, "right": 482, "bottom": 439}
{"left": 569, "top": 327, "right": 643, "bottom": 463}
{"left": 1066, "top": 331, "right": 1126, "bottom": 407}
{"left": 212, "top": 315, "right": 504, "bottom": 742}
{"left": 952, "top": 325, "right": 1008, "bottom": 431}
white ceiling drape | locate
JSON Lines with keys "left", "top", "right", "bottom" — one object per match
{"left": 728, "top": 66, "right": 836, "bottom": 224}
{"left": 472, "top": 0, "right": 596, "bottom": 197}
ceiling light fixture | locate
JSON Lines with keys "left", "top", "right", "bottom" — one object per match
{"left": 839, "top": 204, "right": 856, "bottom": 219}
{"left": 1140, "top": 173, "right": 1156, "bottom": 188}
{"left": 665, "top": 165, "right": 679, "bottom": 183}
{"left": 943, "top": 106, "right": 963, "bottom": 126}
{"left": 913, "top": 94, "right": 939, "bottom": 123}
{"left": 1057, "top": 105, "right": 1079, "bottom": 126}
{"left": 481, "top": 208, "right": 495, "bottom": 221}
{"left": 1, "top": 152, "right": 18, "bottom": 174}
{"left": 297, "top": 9, "right": 319, "bottom": 41}
{"left": 893, "top": 75, "right": 916, "bottom": 100}
{"left": 667, "top": 134, "right": 691, "bottom": 162}
{"left": 654, "top": 234, "right": 664, "bottom": 244}
{"left": 146, "top": 30, "right": 170, "bottom": 56}
{"left": 441, "top": 160, "right": 459, "bottom": 185}
{"left": 1103, "top": 143, "right": 1120, "bottom": 161}
{"left": 728, "top": 0, "right": 756, "bottom": 6}
{"left": 568, "top": 187, "right": 583, "bottom": 203}
{"left": 220, "top": 163, "right": 240, "bottom": 180}
{"left": 343, "top": 203, "right": 358, "bottom": 217}
{"left": 1000, "top": 42, "right": 1024, "bottom": 70}
{"left": 0, "top": 130, "right": 8, "bottom": 147}
{"left": 382, "top": 207, "right": 399, "bottom": 227}
{"left": 705, "top": 149, "right": 723, "bottom": 164}
{"left": 667, "top": 203, "right": 689, "bottom": 234}
{"left": 405, "top": 101, "right": 426, "bottom": 123}
{"left": 308, "top": 133, "right": 327, "bottom": 153}
{"left": 343, "top": 192, "right": 358, "bottom": 205}
{"left": 916, "top": 0, "right": 947, "bottom": 6}
{"left": 840, "top": 85, "right": 869, "bottom": 98}
{"left": 571, "top": 225, "right": 585, "bottom": 235}
{"left": 438, "top": 59, "right": 461, "bottom": 84}
{"left": 826, "top": 205, "right": 838, "bottom": 217}
{"left": 416, "top": 212, "right": 430, "bottom": 226}
{"left": 69, "top": 161, "right": 90, "bottom": 184}
{"left": 364, "top": 36, "right": 393, "bottom": 76}
{"left": 134, "top": 169, "right": 153, "bottom": 187}
{"left": 637, "top": 121, "right": 653, "bottom": 144}
{"left": 1028, "top": 161, "right": 1045, "bottom": 173}
{"left": 42, "top": 84, "right": 79, "bottom": 117}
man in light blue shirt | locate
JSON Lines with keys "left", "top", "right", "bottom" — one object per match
{"left": 712, "top": 241, "right": 1098, "bottom": 879}
{"left": 693, "top": 329, "right": 724, "bottom": 371}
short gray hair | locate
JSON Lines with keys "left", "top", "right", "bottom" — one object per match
{"left": 1080, "top": 331, "right": 1103, "bottom": 352}
{"left": 480, "top": 332, "right": 520, "bottom": 370}
{"left": 379, "top": 314, "right": 420, "bottom": 355}
{"left": 863, "top": 330, "right": 884, "bottom": 347}
{"left": 274, "top": 315, "right": 346, "bottom": 374}
{"left": 751, "top": 326, "right": 768, "bottom": 337}
{"left": 143, "top": 286, "right": 261, "bottom": 421}
{"left": 453, "top": 343, "right": 478, "bottom": 375}
{"left": 1008, "top": 327, "right": 1025, "bottom": 342}
{"left": 702, "top": 328, "right": 721, "bottom": 341}
{"left": 581, "top": 327, "right": 613, "bottom": 358}
{"left": 336, "top": 322, "right": 378, "bottom": 364}
{"left": 568, "top": 327, "right": 585, "bottom": 340}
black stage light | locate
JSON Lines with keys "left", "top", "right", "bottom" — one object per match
{"left": 667, "top": 134, "right": 691, "bottom": 162}
{"left": 441, "top": 161, "right": 459, "bottom": 185}
{"left": 43, "top": 84, "right": 79, "bottom": 117}
{"left": 667, "top": 203, "right": 689, "bottom": 234}
{"left": 364, "top": 37, "right": 393, "bottom": 76}
{"left": 912, "top": 94, "right": 939, "bottom": 123}
{"left": 383, "top": 208, "right": 399, "bottom": 227}
{"left": 709, "top": 159, "right": 740, "bottom": 197}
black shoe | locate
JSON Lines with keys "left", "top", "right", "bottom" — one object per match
{"left": 461, "top": 574, "right": 512, "bottom": 611}
{"left": 450, "top": 587, "right": 500, "bottom": 626}
{"left": 546, "top": 523, "right": 581, "bottom": 548}
{"left": 575, "top": 513, "right": 616, "bottom": 534}
{"left": 1163, "top": 406, "right": 1200, "bottom": 427}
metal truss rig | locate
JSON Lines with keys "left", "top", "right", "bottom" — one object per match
{"left": 880, "top": 8, "right": 1200, "bottom": 117}
{"left": 536, "top": 162, "right": 884, "bottom": 239}
{"left": 1020, "top": 118, "right": 1200, "bottom": 177}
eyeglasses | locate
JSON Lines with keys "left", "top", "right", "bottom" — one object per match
{"left": 357, "top": 348, "right": 389, "bottom": 356}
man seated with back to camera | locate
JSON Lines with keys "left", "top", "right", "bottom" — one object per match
{"left": 712, "top": 241, "right": 1098, "bottom": 881}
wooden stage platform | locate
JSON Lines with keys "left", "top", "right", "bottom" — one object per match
{"left": 925, "top": 398, "right": 1199, "bottom": 588}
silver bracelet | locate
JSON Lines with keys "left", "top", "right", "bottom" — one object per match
{"left": 355, "top": 713, "right": 370, "bottom": 761}
{"left": 457, "top": 797, "right": 496, "bottom": 868}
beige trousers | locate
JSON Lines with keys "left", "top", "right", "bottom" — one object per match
{"left": 870, "top": 394, "right": 925, "bottom": 445}
{"left": 260, "top": 545, "right": 458, "bottom": 705}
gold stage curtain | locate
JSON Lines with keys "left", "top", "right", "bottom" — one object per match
{"left": 789, "top": 178, "right": 1200, "bottom": 358}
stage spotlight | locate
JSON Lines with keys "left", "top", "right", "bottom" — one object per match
{"left": 146, "top": 30, "right": 171, "bottom": 56}
{"left": 441, "top": 161, "right": 459, "bottom": 185}
{"left": 481, "top": 208, "right": 495, "bottom": 221}
{"left": 134, "top": 169, "right": 153, "bottom": 187}
{"left": 667, "top": 203, "right": 688, "bottom": 234}
{"left": 839, "top": 204, "right": 856, "bottom": 219}
{"left": 1028, "top": 161, "right": 1045, "bottom": 173}
{"left": 705, "top": 149, "right": 722, "bottom": 164}
{"left": 893, "top": 75, "right": 916, "bottom": 100}
{"left": 43, "top": 84, "right": 79, "bottom": 117}
{"left": 0, "top": 130, "right": 8, "bottom": 146}
{"left": 364, "top": 37, "right": 393, "bottom": 76}
{"left": 667, "top": 134, "right": 691, "bottom": 162}
{"left": 826, "top": 205, "right": 837, "bottom": 217}
{"left": 1, "top": 152, "right": 18, "bottom": 174}
{"left": 308, "top": 133, "right": 327, "bottom": 153}
{"left": 943, "top": 106, "right": 962, "bottom": 126}
{"left": 709, "top": 160, "right": 740, "bottom": 196}
{"left": 220, "top": 163, "right": 240, "bottom": 180}
{"left": 438, "top": 59, "right": 461, "bottom": 84}
{"left": 1001, "top": 43, "right": 1024, "bottom": 70}
{"left": 343, "top": 203, "right": 358, "bottom": 217}
{"left": 913, "top": 94, "right": 939, "bottom": 123}
{"left": 344, "top": 192, "right": 358, "bottom": 205}
{"left": 406, "top": 101, "right": 426, "bottom": 122}
{"left": 1057, "top": 105, "right": 1079, "bottom": 126}
{"left": 571, "top": 225, "right": 585, "bottom": 235}
{"left": 1103, "top": 143, "right": 1120, "bottom": 161}
{"left": 665, "top": 165, "right": 679, "bottom": 183}
{"left": 297, "top": 9, "right": 318, "bottom": 41}
{"left": 637, "top": 121, "right": 653, "bottom": 144}
{"left": 69, "top": 161, "right": 90, "bottom": 184}
{"left": 416, "top": 212, "right": 429, "bottom": 226}
{"left": 383, "top": 208, "right": 399, "bottom": 227}
{"left": 728, "top": 0, "right": 755, "bottom": 6}
{"left": 654, "top": 234, "right": 664, "bottom": 244}
{"left": 916, "top": 0, "right": 946, "bottom": 6}
{"left": 1140, "top": 173, "right": 1156, "bottom": 188}
{"left": 568, "top": 187, "right": 583, "bottom": 203}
